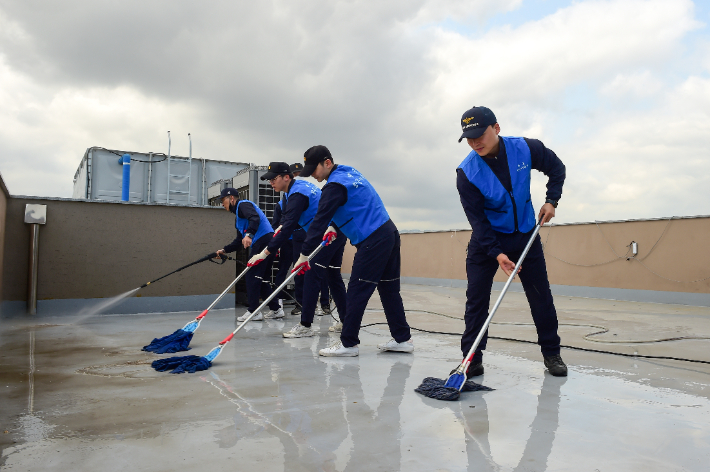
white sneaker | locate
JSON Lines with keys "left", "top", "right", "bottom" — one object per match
{"left": 319, "top": 341, "right": 358, "bottom": 357}
{"left": 238, "top": 310, "right": 263, "bottom": 322}
{"left": 315, "top": 306, "right": 324, "bottom": 316}
{"left": 377, "top": 338, "right": 414, "bottom": 353}
{"left": 283, "top": 324, "right": 315, "bottom": 338}
{"left": 264, "top": 307, "right": 285, "bottom": 319}
{"left": 328, "top": 321, "right": 343, "bottom": 332}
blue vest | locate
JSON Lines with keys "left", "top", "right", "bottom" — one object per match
{"left": 285, "top": 180, "right": 321, "bottom": 232}
{"left": 235, "top": 200, "right": 273, "bottom": 242}
{"left": 458, "top": 136, "right": 536, "bottom": 234}
{"left": 326, "top": 165, "right": 390, "bottom": 245}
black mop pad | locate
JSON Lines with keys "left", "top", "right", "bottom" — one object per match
{"left": 151, "top": 355, "right": 212, "bottom": 374}
{"left": 415, "top": 377, "right": 494, "bottom": 401}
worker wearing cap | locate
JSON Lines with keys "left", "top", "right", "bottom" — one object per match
{"left": 248, "top": 162, "right": 348, "bottom": 338}
{"left": 215, "top": 188, "right": 282, "bottom": 321}
{"left": 289, "top": 162, "right": 307, "bottom": 317}
{"left": 289, "top": 165, "right": 332, "bottom": 318}
{"left": 456, "top": 106, "right": 567, "bottom": 377}
{"left": 269, "top": 197, "right": 293, "bottom": 308}
{"left": 296, "top": 145, "right": 413, "bottom": 357}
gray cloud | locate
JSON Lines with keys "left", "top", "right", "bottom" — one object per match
{"left": 0, "top": 0, "right": 708, "bottom": 230}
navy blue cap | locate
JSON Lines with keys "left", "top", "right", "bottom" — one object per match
{"left": 261, "top": 162, "right": 291, "bottom": 180}
{"left": 219, "top": 187, "right": 239, "bottom": 199}
{"left": 300, "top": 145, "right": 332, "bottom": 178}
{"left": 458, "top": 106, "right": 497, "bottom": 142}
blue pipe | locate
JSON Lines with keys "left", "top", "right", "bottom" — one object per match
{"left": 121, "top": 154, "right": 130, "bottom": 201}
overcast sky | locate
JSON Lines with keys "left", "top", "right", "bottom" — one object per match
{"left": 0, "top": 0, "right": 708, "bottom": 229}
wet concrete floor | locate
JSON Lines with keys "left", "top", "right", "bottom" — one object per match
{"left": 1, "top": 284, "right": 709, "bottom": 471}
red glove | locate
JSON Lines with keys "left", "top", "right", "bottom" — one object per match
{"left": 323, "top": 225, "right": 337, "bottom": 246}
{"left": 292, "top": 254, "right": 311, "bottom": 275}
{"left": 248, "top": 250, "right": 268, "bottom": 267}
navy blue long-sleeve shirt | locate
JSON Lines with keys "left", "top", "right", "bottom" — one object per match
{"left": 223, "top": 200, "right": 262, "bottom": 253}
{"left": 302, "top": 167, "right": 348, "bottom": 255}
{"left": 267, "top": 180, "right": 310, "bottom": 254}
{"left": 271, "top": 200, "right": 283, "bottom": 228}
{"left": 457, "top": 137, "right": 565, "bottom": 259}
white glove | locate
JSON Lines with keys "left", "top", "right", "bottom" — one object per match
{"left": 248, "top": 250, "right": 268, "bottom": 267}
{"left": 322, "top": 225, "right": 337, "bottom": 245}
{"left": 292, "top": 253, "right": 311, "bottom": 275}
{"left": 273, "top": 225, "right": 283, "bottom": 236}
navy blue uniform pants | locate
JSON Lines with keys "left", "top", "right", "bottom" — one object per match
{"left": 463, "top": 230, "right": 560, "bottom": 359}
{"left": 272, "top": 238, "right": 294, "bottom": 300}
{"left": 300, "top": 229, "right": 347, "bottom": 325}
{"left": 320, "top": 277, "right": 330, "bottom": 307}
{"left": 245, "top": 235, "right": 280, "bottom": 313}
{"left": 341, "top": 221, "right": 411, "bottom": 348}
{"left": 292, "top": 230, "right": 306, "bottom": 305}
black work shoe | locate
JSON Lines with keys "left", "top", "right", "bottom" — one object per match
{"left": 321, "top": 306, "right": 332, "bottom": 315}
{"left": 450, "top": 361, "right": 484, "bottom": 379}
{"left": 543, "top": 355, "right": 568, "bottom": 377}
{"left": 290, "top": 306, "right": 302, "bottom": 316}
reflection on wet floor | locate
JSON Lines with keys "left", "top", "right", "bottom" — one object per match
{"left": 1, "top": 298, "right": 709, "bottom": 471}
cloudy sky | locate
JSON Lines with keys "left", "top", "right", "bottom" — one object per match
{"left": 0, "top": 0, "right": 708, "bottom": 229}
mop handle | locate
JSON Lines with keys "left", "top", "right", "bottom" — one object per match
{"left": 461, "top": 218, "right": 544, "bottom": 372}
{"left": 196, "top": 265, "right": 251, "bottom": 319}
{"left": 218, "top": 240, "right": 327, "bottom": 345}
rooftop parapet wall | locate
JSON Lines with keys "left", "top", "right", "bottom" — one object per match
{"left": 0, "top": 174, "right": 8, "bottom": 301}
{"left": 2, "top": 197, "right": 239, "bottom": 302}
{"left": 341, "top": 216, "right": 710, "bottom": 295}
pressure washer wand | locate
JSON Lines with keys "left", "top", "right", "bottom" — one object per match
{"left": 140, "top": 253, "right": 234, "bottom": 289}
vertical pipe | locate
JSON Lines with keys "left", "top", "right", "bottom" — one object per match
{"left": 188, "top": 133, "right": 192, "bottom": 205}
{"left": 27, "top": 224, "right": 39, "bottom": 315}
{"left": 201, "top": 159, "right": 206, "bottom": 206}
{"left": 147, "top": 152, "right": 152, "bottom": 203}
{"left": 167, "top": 131, "right": 171, "bottom": 204}
{"left": 121, "top": 154, "right": 131, "bottom": 201}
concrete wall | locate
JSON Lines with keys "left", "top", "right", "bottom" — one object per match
{"left": 0, "top": 174, "right": 8, "bottom": 301}
{"left": 342, "top": 216, "right": 710, "bottom": 297}
{"left": 2, "top": 197, "right": 240, "bottom": 305}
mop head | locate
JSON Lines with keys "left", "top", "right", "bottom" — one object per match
{"left": 415, "top": 377, "right": 494, "bottom": 401}
{"left": 151, "top": 355, "right": 211, "bottom": 374}
{"left": 142, "top": 329, "right": 194, "bottom": 354}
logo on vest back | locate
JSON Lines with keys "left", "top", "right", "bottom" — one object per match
{"left": 517, "top": 162, "right": 529, "bottom": 172}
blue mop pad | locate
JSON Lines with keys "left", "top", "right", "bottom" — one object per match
{"left": 151, "top": 346, "right": 222, "bottom": 374}
{"left": 415, "top": 377, "right": 494, "bottom": 401}
{"left": 142, "top": 320, "right": 198, "bottom": 354}
{"left": 152, "top": 355, "right": 211, "bottom": 374}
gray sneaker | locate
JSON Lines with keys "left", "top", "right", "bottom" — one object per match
{"left": 328, "top": 321, "right": 343, "bottom": 332}
{"left": 377, "top": 338, "right": 414, "bottom": 353}
{"left": 237, "top": 310, "right": 262, "bottom": 322}
{"left": 283, "top": 324, "right": 315, "bottom": 338}
{"left": 264, "top": 307, "right": 285, "bottom": 319}
{"left": 319, "top": 341, "right": 358, "bottom": 357}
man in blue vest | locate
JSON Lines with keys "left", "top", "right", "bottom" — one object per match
{"left": 247, "top": 162, "right": 348, "bottom": 339}
{"left": 296, "top": 145, "right": 413, "bottom": 357}
{"left": 456, "top": 106, "right": 567, "bottom": 377}
{"left": 215, "top": 188, "right": 282, "bottom": 321}
{"left": 289, "top": 162, "right": 307, "bottom": 317}
{"left": 269, "top": 197, "right": 293, "bottom": 310}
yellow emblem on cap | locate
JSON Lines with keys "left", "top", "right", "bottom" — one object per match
{"left": 462, "top": 116, "right": 476, "bottom": 124}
